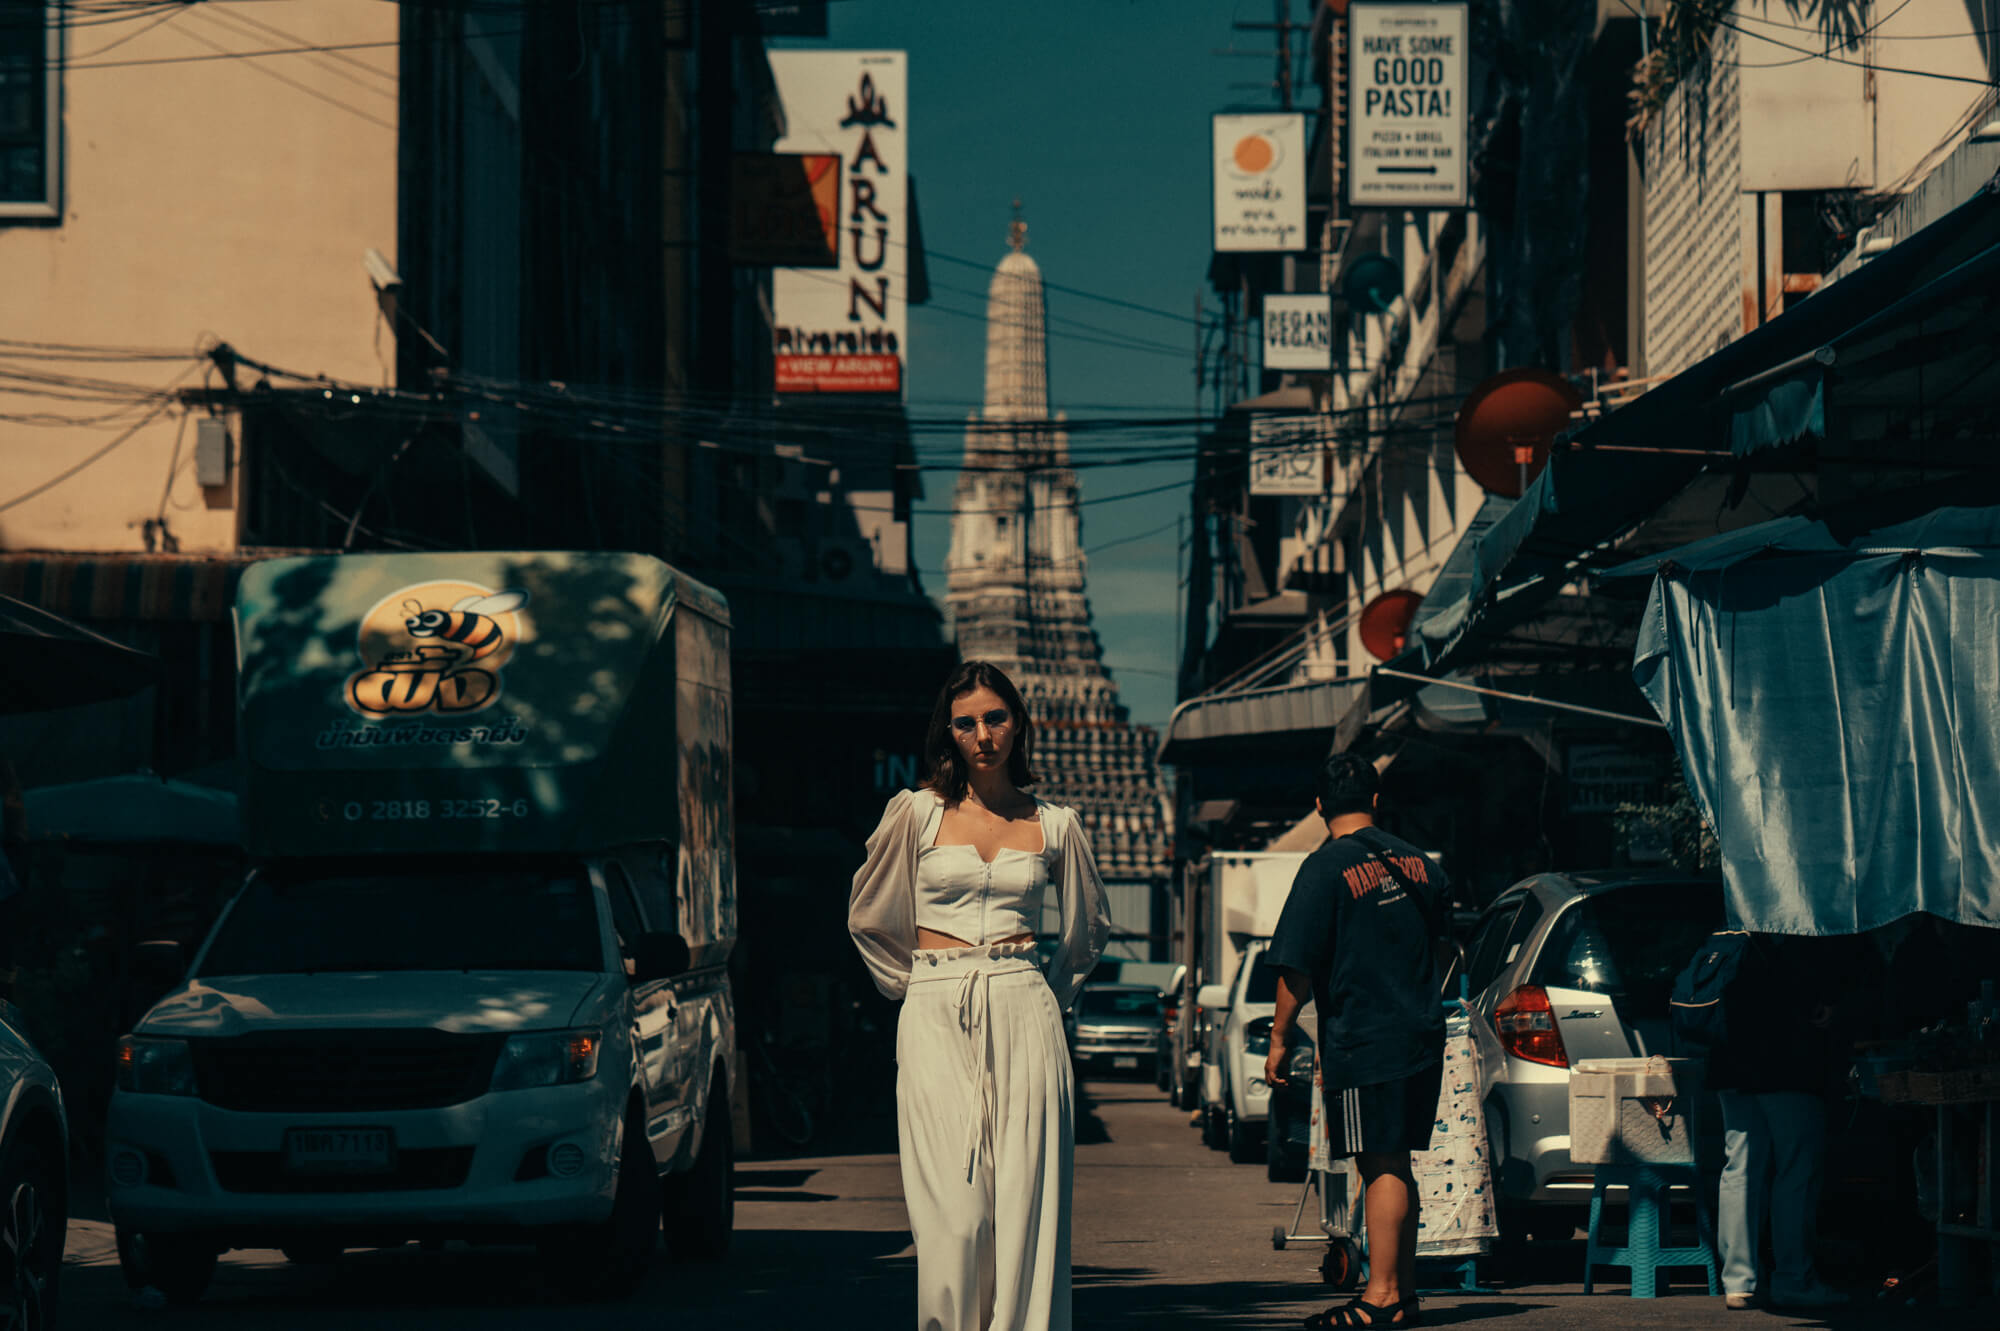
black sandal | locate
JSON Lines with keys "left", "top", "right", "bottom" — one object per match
{"left": 1303, "top": 1296, "right": 1419, "bottom": 1329}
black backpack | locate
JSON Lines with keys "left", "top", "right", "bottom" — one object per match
{"left": 1669, "top": 929, "right": 1756, "bottom": 1058}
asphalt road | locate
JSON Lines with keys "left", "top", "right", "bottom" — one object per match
{"left": 56, "top": 1078, "right": 1980, "bottom": 1328}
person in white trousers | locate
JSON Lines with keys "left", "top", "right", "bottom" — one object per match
{"left": 850, "top": 661, "right": 1110, "bottom": 1331}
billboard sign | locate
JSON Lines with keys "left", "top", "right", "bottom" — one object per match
{"left": 1262, "top": 294, "right": 1333, "bottom": 371}
{"left": 1212, "top": 113, "right": 1307, "bottom": 252}
{"left": 1347, "top": 3, "right": 1469, "bottom": 208}
{"left": 731, "top": 153, "right": 841, "bottom": 267}
{"left": 770, "top": 51, "right": 907, "bottom": 395}
{"left": 1248, "top": 414, "right": 1328, "bottom": 496}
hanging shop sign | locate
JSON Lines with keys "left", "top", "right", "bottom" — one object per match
{"left": 1565, "top": 744, "right": 1664, "bottom": 815}
{"left": 769, "top": 50, "right": 908, "bottom": 395}
{"left": 730, "top": 153, "right": 841, "bottom": 267}
{"left": 1262, "top": 294, "right": 1334, "bottom": 371}
{"left": 1247, "top": 414, "right": 1329, "bottom": 496}
{"left": 1347, "top": 2, "right": 1469, "bottom": 209}
{"left": 1212, "top": 113, "right": 1308, "bottom": 252}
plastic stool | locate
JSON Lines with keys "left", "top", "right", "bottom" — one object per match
{"left": 1582, "top": 1163, "right": 1720, "bottom": 1298}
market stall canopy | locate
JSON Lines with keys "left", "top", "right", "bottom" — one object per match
{"left": 0, "top": 593, "right": 157, "bottom": 714}
{"left": 23, "top": 773, "right": 239, "bottom": 846}
{"left": 1612, "top": 486, "right": 2000, "bottom": 935}
{"left": 1379, "top": 173, "right": 2000, "bottom": 695}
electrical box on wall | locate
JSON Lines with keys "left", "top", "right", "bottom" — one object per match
{"left": 195, "top": 417, "right": 232, "bottom": 487}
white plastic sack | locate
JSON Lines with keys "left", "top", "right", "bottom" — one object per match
{"left": 1310, "top": 1008, "right": 1497, "bottom": 1255}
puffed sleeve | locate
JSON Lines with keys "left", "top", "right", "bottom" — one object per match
{"left": 1044, "top": 805, "right": 1112, "bottom": 1010}
{"left": 848, "top": 789, "right": 921, "bottom": 1000}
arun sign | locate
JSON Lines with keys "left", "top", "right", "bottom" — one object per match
{"left": 769, "top": 51, "right": 909, "bottom": 395}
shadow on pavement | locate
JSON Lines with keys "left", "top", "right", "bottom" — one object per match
{"left": 65, "top": 1228, "right": 921, "bottom": 1324}
{"left": 1075, "top": 1078, "right": 1115, "bottom": 1146}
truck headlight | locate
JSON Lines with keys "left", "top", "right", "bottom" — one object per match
{"left": 116, "top": 1037, "right": 196, "bottom": 1096}
{"left": 490, "top": 1029, "right": 601, "bottom": 1091}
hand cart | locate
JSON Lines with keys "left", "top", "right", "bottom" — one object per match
{"left": 1272, "top": 996, "right": 1494, "bottom": 1293}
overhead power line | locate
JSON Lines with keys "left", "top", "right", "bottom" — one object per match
{"left": 1718, "top": 13, "right": 2000, "bottom": 87}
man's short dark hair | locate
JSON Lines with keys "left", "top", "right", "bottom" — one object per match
{"left": 1315, "top": 752, "right": 1379, "bottom": 818}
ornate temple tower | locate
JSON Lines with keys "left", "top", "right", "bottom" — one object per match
{"left": 944, "top": 214, "right": 1172, "bottom": 893}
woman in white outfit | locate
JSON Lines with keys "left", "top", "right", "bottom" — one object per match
{"left": 849, "top": 660, "right": 1110, "bottom": 1331}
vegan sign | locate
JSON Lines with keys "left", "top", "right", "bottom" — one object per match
{"left": 1348, "top": 3, "right": 1469, "bottom": 208}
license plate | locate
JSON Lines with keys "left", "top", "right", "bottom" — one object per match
{"left": 1113, "top": 1056, "right": 1139, "bottom": 1069}
{"left": 284, "top": 1127, "right": 393, "bottom": 1174}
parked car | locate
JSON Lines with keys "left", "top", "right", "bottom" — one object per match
{"left": 1167, "top": 973, "right": 1203, "bottom": 1110}
{"left": 1196, "top": 937, "right": 1281, "bottom": 1164}
{"left": 1263, "top": 1029, "right": 1315, "bottom": 1183}
{"left": 0, "top": 998, "right": 68, "bottom": 1330}
{"left": 1155, "top": 964, "right": 1185, "bottom": 1095}
{"left": 1066, "top": 982, "right": 1163, "bottom": 1080}
{"left": 1465, "top": 871, "right": 1725, "bottom": 1240}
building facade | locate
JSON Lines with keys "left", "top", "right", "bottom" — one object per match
{"left": 1166, "top": 1, "right": 2000, "bottom": 915}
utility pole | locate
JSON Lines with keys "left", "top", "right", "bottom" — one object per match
{"left": 1227, "top": 0, "right": 1297, "bottom": 111}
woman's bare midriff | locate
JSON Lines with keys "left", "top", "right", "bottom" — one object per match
{"left": 916, "top": 928, "right": 1035, "bottom": 951}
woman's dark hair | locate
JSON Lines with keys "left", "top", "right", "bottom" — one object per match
{"left": 923, "top": 660, "right": 1037, "bottom": 802}
{"left": 1315, "top": 751, "right": 1380, "bottom": 818}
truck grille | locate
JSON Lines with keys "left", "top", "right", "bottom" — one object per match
{"left": 210, "top": 1147, "right": 475, "bottom": 1193}
{"left": 190, "top": 1032, "right": 505, "bottom": 1112}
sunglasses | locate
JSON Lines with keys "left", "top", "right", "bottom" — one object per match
{"left": 950, "top": 708, "right": 1015, "bottom": 734}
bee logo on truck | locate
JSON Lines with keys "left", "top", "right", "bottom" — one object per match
{"left": 345, "top": 583, "right": 531, "bottom": 717}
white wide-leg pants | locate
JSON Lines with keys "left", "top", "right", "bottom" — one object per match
{"left": 898, "top": 943, "right": 1074, "bottom": 1331}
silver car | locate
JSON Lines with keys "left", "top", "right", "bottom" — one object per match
{"left": 1066, "top": 983, "right": 1163, "bottom": 1080}
{"left": 1464, "top": 871, "right": 1724, "bottom": 1239}
{"left": 0, "top": 998, "right": 68, "bottom": 1329}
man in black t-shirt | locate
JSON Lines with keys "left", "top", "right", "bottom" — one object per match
{"left": 1265, "top": 753, "right": 1447, "bottom": 1330}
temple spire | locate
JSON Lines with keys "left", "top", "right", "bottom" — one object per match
{"left": 939, "top": 217, "right": 1172, "bottom": 883}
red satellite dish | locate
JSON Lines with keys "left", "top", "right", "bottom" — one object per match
{"left": 1359, "top": 590, "right": 1424, "bottom": 662}
{"left": 1453, "top": 369, "right": 1584, "bottom": 498}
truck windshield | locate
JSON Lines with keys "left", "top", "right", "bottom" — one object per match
{"left": 1242, "top": 952, "right": 1279, "bottom": 1004}
{"left": 198, "top": 862, "right": 603, "bottom": 976}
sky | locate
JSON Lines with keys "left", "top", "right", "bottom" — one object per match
{"left": 779, "top": 0, "right": 1270, "bottom": 731}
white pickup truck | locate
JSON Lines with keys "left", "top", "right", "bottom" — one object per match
{"left": 106, "top": 552, "right": 738, "bottom": 1304}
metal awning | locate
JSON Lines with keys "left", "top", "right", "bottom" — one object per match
{"left": 1379, "top": 173, "right": 2000, "bottom": 695}
{"left": 0, "top": 552, "right": 284, "bottom": 624}
{"left": 1158, "top": 675, "right": 1366, "bottom": 766}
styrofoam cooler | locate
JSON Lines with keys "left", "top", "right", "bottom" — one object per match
{"left": 1567, "top": 1056, "right": 1701, "bottom": 1166}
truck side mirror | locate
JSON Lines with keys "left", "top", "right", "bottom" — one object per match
{"left": 631, "top": 931, "right": 691, "bottom": 985}
{"left": 1196, "top": 983, "right": 1231, "bottom": 1014}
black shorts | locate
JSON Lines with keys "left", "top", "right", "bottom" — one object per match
{"left": 1324, "top": 1061, "right": 1443, "bottom": 1158}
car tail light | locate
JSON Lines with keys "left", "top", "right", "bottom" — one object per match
{"left": 1494, "top": 985, "right": 1568, "bottom": 1068}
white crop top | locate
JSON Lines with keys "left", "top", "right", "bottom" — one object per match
{"left": 848, "top": 789, "right": 1111, "bottom": 1008}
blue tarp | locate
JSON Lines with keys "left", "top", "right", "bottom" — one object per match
{"left": 1377, "top": 176, "right": 2000, "bottom": 698}
{"left": 1622, "top": 500, "right": 2000, "bottom": 935}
